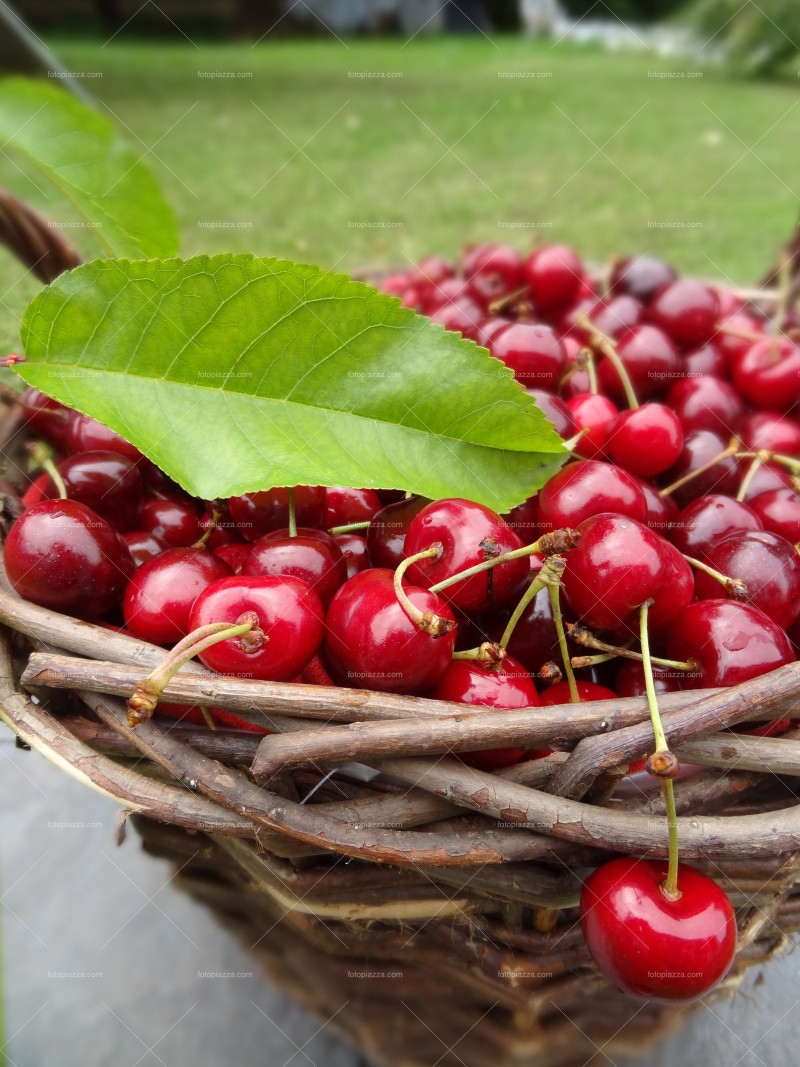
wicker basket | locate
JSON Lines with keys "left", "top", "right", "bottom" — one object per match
{"left": 2, "top": 193, "right": 800, "bottom": 1067}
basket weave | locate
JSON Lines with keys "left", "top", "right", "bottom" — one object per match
{"left": 2, "top": 192, "right": 800, "bottom": 1067}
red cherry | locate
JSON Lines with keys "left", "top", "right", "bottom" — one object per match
{"left": 212, "top": 542, "right": 251, "bottom": 574}
{"left": 740, "top": 410, "right": 800, "bottom": 456}
{"left": 324, "top": 568, "right": 456, "bottom": 694}
{"left": 523, "top": 243, "right": 583, "bottom": 311}
{"left": 462, "top": 243, "right": 523, "bottom": 303}
{"left": 634, "top": 476, "right": 678, "bottom": 533}
{"left": 615, "top": 660, "right": 682, "bottom": 697}
{"left": 748, "top": 488, "right": 800, "bottom": 542}
{"left": 432, "top": 654, "right": 539, "bottom": 770}
{"left": 668, "top": 494, "right": 763, "bottom": 559}
{"left": 323, "top": 486, "right": 381, "bottom": 529}
{"left": 587, "top": 294, "right": 645, "bottom": 339}
{"left": 428, "top": 295, "right": 484, "bottom": 342}
{"left": 597, "top": 325, "right": 680, "bottom": 403}
{"left": 648, "top": 279, "right": 720, "bottom": 347}
{"left": 537, "top": 460, "right": 648, "bottom": 532}
{"left": 243, "top": 528, "right": 347, "bottom": 609}
{"left": 366, "top": 495, "right": 430, "bottom": 569}
{"left": 123, "top": 547, "right": 233, "bottom": 644}
{"left": 733, "top": 337, "right": 800, "bottom": 412}
{"left": 189, "top": 575, "right": 324, "bottom": 681}
{"left": 139, "top": 496, "right": 203, "bottom": 548}
{"left": 334, "top": 533, "right": 369, "bottom": 579}
{"left": 581, "top": 857, "right": 736, "bottom": 1001}
{"left": 565, "top": 393, "right": 619, "bottom": 459}
{"left": 489, "top": 322, "right": 567, "bottom": 390}
{"left": 123, "top": 530, "right": 167, "bottom": 568}
{"left": 526, "top": 389, "right": 576, "bottom": 440}
{"left": 19, "top": 387, "right": 74, "bottom": 449}
{"left": 65, "top": 413, "right": 143, "bottom": 462}
{"left": 228, "top": 486, "right": 326, "bottom": 541}
{"left": 682, "top": 341, "right": 727, "bottom": 378}
{"left": 404, "top": 498, "right": 529, "bottom": 612}
{"left": 605, "top": 404, "right": 683, "bottom": 480}
{"left": 539, "top": 679, "right": 617, "bottom": 704}
{"left": 714, "top": 309, "right": 765, "bottom": 364}
{"left": 5, "top": 500, "right": 133, "bottom": 617}
{"left": 502, "top": 494, "right": 540, "bottom": 542}
{"left": 44, "top": 450, "right": 143, "bottom": 532}
{"left": 609, "top": 255, "right": 677, "bottom": 303}
{"left": 666, "top": 376, "right": 744, "bottom": 439}
{"left": 409, "top": 255, "right": 454, "bottom": 287}
{"left": 660, "top": 431, "right": 739, "bottom": 505}
{"left": 737, "top": 460, "right": 793, "bottom": 501}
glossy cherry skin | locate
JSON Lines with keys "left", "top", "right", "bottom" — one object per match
{"left": 523, "top": 243, "right": 583, "bottom": 311}
{"left": 5, "top": 500, "right": 134, "bottom": 617}
{"left": 334, "top": 533, "right": 370, "bottom": 579}
{"left": 681, "top": 341, "right": 727, "bottom": 379}
{"left": 139, "top": 496, "right": 203, "bottom": 548}
{"left": 635, "top": 477, "right": 678, "bottom": 534}
{"left": 740, "top": 410, "right": 800, "bottom": 456}
{"left": 694, "top": 530, "right": 800, "bottom": 629}
{"left": 738, "top": 460, "right": 793, "bottom": 501}
{"left": 502, "top": 494, "right": 540, "bottom": 542}
{"left": 648, "top": 279, "right": 720, "bottom": 347}
{"left": 660, "top": 431, "right": 739, "bottom": 506}
{"left": 665, "top": 600, "right": 795, "bottom": 688}
{"left": 609, "top": 255, "right": 677, "bottom": 304}
{"left": 189, "top": 575, "right": 324, "bottom": 681}
{"left": 432, "top": 654, "right": 539, "bottom": 770}
{"left": 581, "top": 857, "right": 736, "bottom": 1002}
{"left": 666, "top": 376, "right": 744, "bottom": 439}
{"left": 538, "top": 679, "right": 617, "bottom": 704}
{"left": 537, "top": 460, "right": 648, "bottom": 532}
{"left": 565, "top": 393, "right": 619, "bottom": 459}
{"left": 404, "top": 498, "right": 529, "bottom": 613}
{"left": 733, "top": 337, "right": 800, "bottom": 411}
{"left": 587, "top": 294, "right": 645, "bottom": 340}
{"left": 228, "top": 486, "right": 326, "bottom": 541}
{"left": 562, "top": 514, "right": 694, "bottom": 635}
{"left": 605, "top": 404, "right": 683, "bottom": 479}
{"left": 489, "top": 322, "right": 567, "bottom": 390}
{"left": 323, "top": 486, "right": 382, "bottom": 530}
{"left": 526, "top": 389, "right": 576, "bottom": 440}
{"left": 668, "top": 494, "right": 763, "bottom": 559}
{"left": 123, "top": 547, "right": 233, "bottom": 644}
{"left": 615, "top": 660, "right": 682, "bottom": 697}
{"left": 123, "top": 530, "right": 167, "bottom": 568}
{"left": 366, "top": 495, "right": 430, "bottom": 569}
{"left": 596, "top": 325, "right": 680, "bottom": 404}
{"left": 65, "top": 413, "right": 143, "bottom": 462}
{"left": 428, "top": 295, "right": 483, "bottom": 342}
{"left": 212, "top": 542, "right": 251, "bottom": 574}
{"left": 462, "top": 243, "right": 523, "bottom": 302}
{"left": 324, "top": 568, "right": 456, "bottom": 694}
{"left": 44, "top": 450, "right": 143, "bottom": 532}
{"left": 19, "top": 387, "right": 74, "bottom": 449}
{"left": 714, "top": 308, "right": 765, "bottom": 364}
{"left": 242, "top": 528, "right": 347, "bottom": 609}
{"left": 748, "top": 488, "right": 800, "bottom": 542}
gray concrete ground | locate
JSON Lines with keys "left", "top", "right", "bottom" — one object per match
{"left": 2, "top": 733, "right": 798, "bottom": 1067}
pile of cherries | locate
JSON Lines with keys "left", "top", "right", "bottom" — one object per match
{"left": 6, "top": 238, "right": 800, "bottom": 1005}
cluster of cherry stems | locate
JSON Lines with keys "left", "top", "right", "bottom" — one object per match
{"left": 9, "top": 240, "right": 800, "bottom": 1004}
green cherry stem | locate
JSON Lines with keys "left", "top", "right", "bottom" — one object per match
{"left": 287, "top": 487, "right": 297, "bottom": 538}
{"left": 499, "top": 575, "right": 547, "bottom": 650}
{"left": 327, "top": 520, "right": 372, "bottom": 536}
{"left": 639, "top": 599, "right": 680, "bottom": 901}
{"left": 428, "top": 528, "right": 580, "bottom": 597}
{"left": 194, "top": 500, "right": 225, "bottom": 549}
{"left": 544, "top": 556, "right": 579, "bottom": 703}
{"left": 565, "top": 622, "right": 696, "bottom": 671}
{"left": 393, "top": 545, "right": 456, "bottom": 637}
{"left": 576, "top": 313, "right": 639, "bottom": 410}
{"left": 27, "top": 442, "right": 67, "bottom": 500}
{"left": 683, "top": 555, "right": 748, "bottom": 599}
{"left": 452, "top": 642, "right": 506, "bottom": 666}
{"left": 736, "top": 456, "right": 763, "bottom": 503}
{"left": 127, "top": 619, "right": 258, "bottom": 727}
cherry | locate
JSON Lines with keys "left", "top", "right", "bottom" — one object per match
{"left": 123, "top": 530, "right": 167, "bottom": 568}
{"left": 748, "top": 488, "right": 800, "bottom": 542}
{"left": 714, "top": 308, "right": 765, "bottom": 364}
{"left": 609, "top": 255, "right": 677, "bottom": 304}
{"left": 43, "top": 450, "right": 143, "bottom": 532}
{"left": 409, "top": 255, "right": 455, "bottom": 287}
{"left": 587, "top": 294, "right": 645, "bottom": 339}
{"left": 489, "top": 322, "right": 567, "bottom": 390}
{"left": 431, "top": 654, "right": 539, "bottom": 770}
{"left": 666, "top": 375, "right": 744, "bottom": 439}
{"left": 581, "top": 857, "right": 736, "bottom": 1001}
{"left": 462, "top": 243, "right": 523, "bottom": 302}
{"left": 139, "top": 496, "right": 203, "bottom": 549}
{"left": 323, "top": 486, "right": 381, "bottom": 529}
{"left": 229, "top": 486, "right": 326, "bottom": 541}
{"left": 537, "top": 460, "right": 648, "bottom": 531}
{"left": 605, "top": 404, "right": 683, "bottom": 479}
{"left": 123, "top": 547, "right": 232, "bottom": 644}
{"left": 198, "top": 503, "right": 243, "bottom": 550}
{"left": 665, "top": 599, "right": 794, "bottom": 688}
{"left": 19, "top": 387, "right": 74, "bottom": 449}
{"left": 538, "top": 679, "right": 617, "bottom": 704}
{"left": 668, "top": 494, "right": 762, "bottom": 559}
{"left": 562, "top": 514, "right": 694, "bottom": 635}
{"left": 65, "top": 413, "right": 143, "bottom": 462}
{"left": 324, "top": 568, "right": 456, "bottom": 694}
{"left": 5, "top": 500, "right": 134, "bottom": 617}
{"left": 694, "top": 530, "right": 800, "bottom": 629}
{"left": 419, "top": 277, "right": 474, "bottom": 314}
{"left": 648, "top": 279, "right": 720, "bottom": 347}
{"left": 523, "top": 243, "right": 583, "bottom": 311}
{"left": 597, "top": 325, "right": 680, "bottom": 404}
{"left": 615, "top": 659, "right": 682, "bottom": 697}
{"left": 526, "top": 389, "right": 576, "bottom": 440}
{"left": 189, "top": 575, "right": 324, "bottom": 681}
{"left": 243, "top": 528, "right": 347, "bottom": 609}
{"left": 565, "top": 393, "right": 619, "bottom": 459}
{"left": 733, "top": 337, "right": 800, "bottom": 412}
{"left": 476, "top": 315, "right": 514, "bottom": 350}
{"left": 660, "top": 431, "right": 739, "bottom": 505}
{"left": 502, "top": 494, "right": 540, "bottom": 542}
{"left": 428, "top": 295, "right": 484, "bottom": 342}
{"left": 635, "top": 477, "right": 678, "bottom": 533}
{"left": 212, "top": 542, "right": 251, "bottom": 573}
{"left": 404, "top": 498, "right": 530, "bottom": 612}
{"left": 335, "top": 532, "right": 370, "bottom": 578}
{"left": 681, "top": 341, "right": 727, "bottom": 379}
{"left": 366, "top": 495, "right": 430, "bottom": 569}
{"left": 379, "top": 272, "right": 411, "bottom": 297}
{"left": 737, "top": 460, "right": 793, "bottom": 501}
{"left": 740, "top": 410, "right": 800, "bottom": 456}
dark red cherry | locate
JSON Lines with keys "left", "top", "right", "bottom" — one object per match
{"left": 323, "top": 486, "right": 382, "bottom": 530}
{"left": 19, "top": 387, "right": 74, "bottom": 449}
{"left": 694, "top": 530, "right": 800, "bottom": 629}
{"left": 366, "top": 495, "right": 430, "bottom": 569}
{"left": 665, "top": 600, "right": 794, "bottom": 688}
{"left": 565, "top": 393, "right": 619, "bottom": 459}
{"left": 324, "top": 568, "right": 456, "bottom": 694}
{"left": 123, "top": 547, "right": 232, "bottom": 644}
{"left": 198, "top": 503, "right": 243, "bottom": 550}
{"left": 668, "top": 494, "right": 762, "bottom": 559}
{"left": 526, "top": 389, "right": 576, "bottom": 440}
{"left": 660, "top": 431, "right": 739, "bottom": 505}
{"left": 634, "top": 476, "right": 678, "bottom": 533}
{"left": 523, "top": 243, "right": 583, "bottom": 311}
{"left": 648, "top": 279, "right": 720, "bottom": 347}
{"left": 740, "top": 411, "right": 800, "bottom": 456}
{"left": 615, "top": 659, "right": 682, "bottom": 697}
{"left": 562, "top": 514, "right": 694, "bottom": 635}
{"left": 609, "top": 255, "right": 677, "bottom": 304}
{"left": 5, "top": 500, "right": 133, "bottom": 617}
{"left": 404, "top": 498, "right": 529, "bottom": 612}
{"left": 605, "top": 404, "right": 683, "bottom": 479}
{"left": 597, "top": 325, "right": 680, "bottom": 404}
{"left": 537, "top": 460, "right": 648, "bottom": 532}
{"left": 65, "top": 413, "right": 143, "bottom": 462}
{"left": 228, "top": 486, "right": 326, "bottom": 542}
{"left": 502, "top": 494, "right": 540, "bottom": 542}
{"left": 189, "top": 575, "right": 324, "bottom": 681}
{"left": 748, "top": 488, "right": 800, "bottom": 542}
{"left": 666, "top": 376, "right": 744, "bottom": 439}
{"left": 538, "top": 679, "right": 617, "bottom": 704}
{"left": 139, "top": 496, "right": 203, "bottom": 549}
{"left": 123, "top": 530, "right": 167, "bottom": 568}
{"left": 489, "top": 322, "right": 567, "bottom": 390}
{"left": 581, "top": 857, "right": 736, "bottom": 1001}
{"left": 243, "top": 528, "right": 347, "bottom": 609}
{"left": 463, "top": 243, "right": 523, "bottom": 302}
{"left": 212, "top": 542, "right": 251, "bottom": 574}
{"left": 43, "top": 450, "right": 143, "bottom": 532}
{"left": 737, "top": 460, "right": 793, "bottom": 501}
{"left": 432, "top": 654, "right": 539, "bottom": 770}
{"left": 733, "top": 337, "right": 800, "bottom": 412}
{"left": 335, "top": 533, "right": 370, "bottom": 579}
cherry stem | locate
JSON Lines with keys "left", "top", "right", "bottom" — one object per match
{"left": 126, "top": 620, "right": 257, "bottom": 727}
{"left": 579, "top": 346, "right": 599, "bottom": 395}
{"left": 683, "top": 555, "right": 748, "bottom": 599}
{"left": 428, "top": 528, "right": 580, "bottom": 596}
{"left": 499, "top": 574, "right": 547, "bottom": 650}
{"left": 452, "top": 642, "right": 506, "bottom": 666}
{"left": 393, "top": 545, "right": 456, "bottom": 638}
{"left": 736, "top": 456, "right": 763, "bottom": 503}
{"left": 487, "top": 285, "right": 529, "bottom": 315}
{"left": 546, "top": 556, "right": 579, "bottom": 703}
{"left": 714, "top": 324, "right": 764, "bottom": 343}
{"left": 736, "top": 449, "right": 800, "bottom": 474}
{"left": 576, "top": 313, "right": 639, "bottom": 410}
{"left": 199, "top": 707, "right": 217, "bottom": 731}
{"left": 570, "top": 651, "right": 618, "bottom": 668}
{"left": 565, "top": 622, "right": 696, "bottom": 671}
{"left": 562, "top": 428, "right": 589, "bottom": 454}
{"left": 327, "top": 520, "right": 371, "bottom": 536}
{"left": 26, "top": 441, "right": 67, "bottom": 500}
{"left": 658, "top": 438, "right": 740, "bottom": 498}
{"left": 639, "top": 600, "right": 680, "bottom": 900}
{"left": 287, "top": 487, "right": 297, "bottom": 538}
{"left": 194, "top": 500, "right": 225, "bottom": 548}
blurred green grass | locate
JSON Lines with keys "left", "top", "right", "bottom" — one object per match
{"left": 1, "top": 35, "right": 799, "bottom": 351}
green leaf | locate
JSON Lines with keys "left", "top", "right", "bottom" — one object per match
{"left": 0, "top": 78, "right": 178, "bottom": 258}
{"left": 18, "top": 254, "right": 567, "bottom": 512}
